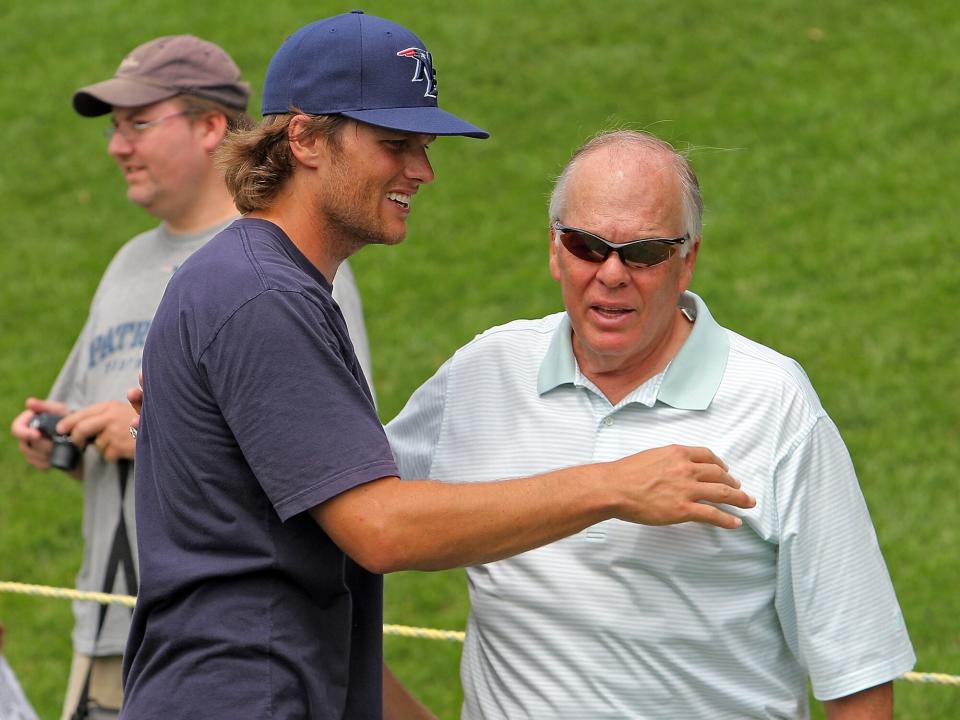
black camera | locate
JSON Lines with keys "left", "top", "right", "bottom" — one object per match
{"left": 28, "top": 412, "right": 84, "bottom": 472}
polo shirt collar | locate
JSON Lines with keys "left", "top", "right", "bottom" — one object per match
{"left": 537, "top": 291, "right": 728, "bottom": 411}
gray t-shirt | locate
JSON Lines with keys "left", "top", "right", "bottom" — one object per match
{"left": 50, "top": 219, "right": 373, "bottom": 655}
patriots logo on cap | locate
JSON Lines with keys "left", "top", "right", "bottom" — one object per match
{"left": 396, "top": 47, "right": 438, "bottom": 99}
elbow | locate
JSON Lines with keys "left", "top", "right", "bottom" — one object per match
{"left": 337, "top": 516, "right": 416, "bottom": 575}
{"left": 348, "top": 538, "right": 411, "bottom": 575}
{"left": 309, "top": 477, "right": 426, "bottom": 574}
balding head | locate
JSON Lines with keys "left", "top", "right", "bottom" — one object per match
{"left": 549, "top": 131, "right": 703, "bottom": 255}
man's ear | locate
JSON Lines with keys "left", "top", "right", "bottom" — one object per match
{"left": 548, "top": 226, "right": 561, "bottom": 282}
{"left": 678, "top": 237, "right": 700, "bottom": 293}
{"left": 288, "top": 115, "right": 323, "bottom": 168}
{"left": 199, "top": 112, "right": 229, "bottom": 153}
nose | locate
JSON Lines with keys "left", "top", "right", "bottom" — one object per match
{"left": 405, "top": 145, "right": 435, "bottom": 185}
{"left": 595, "top": 251, "right": 630, "bottom": 287}
{"left": 107, "top": 129, "right": 134, "bottom": 158}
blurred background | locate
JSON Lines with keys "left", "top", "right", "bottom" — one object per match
{"left": 0, "top": 1, "right": 957, "bottom": 717}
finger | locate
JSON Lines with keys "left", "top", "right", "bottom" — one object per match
{"left": 18, "top": 439, "right": 52, "bottom": 469}
{"left": 690, "top": 484, "right": 756, "bottom": 510}
{"left": 688, "top": 465, "right": 741, "bottom": 489}
{"left": 67, "top": 414, "right": 107, "bottom": 446}
{"left": 127, "top": 386, "right": 144, "bottom": 416}
{"left": 681, "top": 446, "right": 729, "bottom": 472}
{"left": 20, "top": 435, "right": 53, "bottom": 453}
{"left": 100, "top": 440, "right": 119, "bottom": 462}
{"left": 25, "top": 397, "right": 70, "bottom": 415}
{"left": 110, "top": 439, "right": 137, "bottom": 462}
{"left": 59, "top": 401, "right": 108, "bottom": 432}
{"left": 19, "top": 438, "right": 42, "bottom": 459}
{"left": 11, "top": 409, "right": 39, "bottom": 439}
{"left": 685, "top": 503, "right": 744, "bottom": 530}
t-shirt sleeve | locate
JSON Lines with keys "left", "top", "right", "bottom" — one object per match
{"left": 331, "top": 260, "right": 374, "bottom": 404}
{"left": 48, "top": 319, "right": 91, "bottom": 409}
{"left": 384, "top": 357, "right": 452, "bottom": 480}
{"left": 200, "top": 289, "right": 398, "bottom": 521}
{"left": 774, "top": 416, "right": 915, "bottom": 699}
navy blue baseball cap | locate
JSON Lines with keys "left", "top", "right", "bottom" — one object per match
{"left": 261, "top": 11, "right": 488, "bottom": 139}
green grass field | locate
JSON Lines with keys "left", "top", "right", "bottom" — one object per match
{"left": 1, "top": 1, "right": 958, "bottom": 717}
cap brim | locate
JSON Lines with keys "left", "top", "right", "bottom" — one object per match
{"left": 340, "top": 106, "right": 489, "bottom": 139}
{"left": 72, "top": 77, "right": 178, "bottom": 117}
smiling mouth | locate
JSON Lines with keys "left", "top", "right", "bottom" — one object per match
{"left": 386, "top": 192, "right": 411, "bottom": 209}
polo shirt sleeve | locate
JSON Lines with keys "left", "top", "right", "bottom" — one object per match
{"left": 773, "top": 416, "right": 915, "bottom": 700}
{"left": 384, "top": 358, "right": 452, "bottom": 480}
{"left": 200, "top": 288, "right": 397, "bottom": 521}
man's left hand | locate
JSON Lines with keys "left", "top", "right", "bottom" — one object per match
{"left": 58, "top": 401, "right": 139, "bottom": 462}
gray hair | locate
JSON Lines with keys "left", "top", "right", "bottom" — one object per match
{"left": 548, "top": 130, "right": 703, "bottom": 256}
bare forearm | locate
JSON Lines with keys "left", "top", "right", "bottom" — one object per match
{"left": 312, "top": 445, "right": 755, "bottom": 573}
{"left": 315, "top": 467, "right": 612, "bottom": 572}
{"left": 823, "top": 682, "right": 893, "bottom": 719}
{"left": 383, "top": 663, "right": 436, "bottom": 720}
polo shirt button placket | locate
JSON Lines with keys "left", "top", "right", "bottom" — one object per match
{"left": 602, "top": 416, "right": 614, "bottom": 427}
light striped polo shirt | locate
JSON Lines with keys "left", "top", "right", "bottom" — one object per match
{"left": 386, "top": 291, "right": 915, "bottom": 719}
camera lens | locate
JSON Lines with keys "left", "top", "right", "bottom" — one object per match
{"left": 50, "top": 440, "right": 82, "bottom": 472}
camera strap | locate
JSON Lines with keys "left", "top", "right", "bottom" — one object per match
{"left": 71, "top": 459, "right": 138, "bottom": 720}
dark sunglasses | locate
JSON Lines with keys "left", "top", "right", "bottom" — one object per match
{"left": 553, "top": 221, "right": 688, "bottom": 269}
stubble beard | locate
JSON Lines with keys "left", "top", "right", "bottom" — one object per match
{"left": 324, "top": 204, "right": 404, "bottom": 258}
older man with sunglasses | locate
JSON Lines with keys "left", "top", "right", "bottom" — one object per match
{"left": 386, "top": 130, "right": 915, "bottom": 718}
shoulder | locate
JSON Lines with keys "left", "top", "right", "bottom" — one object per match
{"left": 98, "top": 224, "right": 166, "bottom": 275}
{"left": 436, "top": 313, "right": 564, "bottom": 393}
{"left": 173, "top": 220, "right": 328, "bottom": 305}
{"left": 156, "top": 221, "right": 341, "bottom": 353}
{"left": 722, "top": 328, "right": 827, "bottom": 423}
{"left": 455, "top": 313, "right": 564, "bottom": 358}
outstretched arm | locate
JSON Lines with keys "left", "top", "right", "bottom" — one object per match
{"left": 312, "top": 444, "right": 755, "bottom": 574}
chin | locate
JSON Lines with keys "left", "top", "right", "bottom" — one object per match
{"left": 578, "top": 334, "right": 639, "bottom": 361}
{"left": 376, "top": 224, "right": 407, "bottom": 246}
{"left": 126, "top": 189, "right": 154, "bottom": 208}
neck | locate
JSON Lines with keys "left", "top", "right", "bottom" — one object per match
{"left": 162, "top": 178, "right": 239, "bottom": 236}
{"left": 247, "top": 184, "right": 344, "bottom": 284}
{"left": 575, "top": 307, "right": 693, "bottom": 405}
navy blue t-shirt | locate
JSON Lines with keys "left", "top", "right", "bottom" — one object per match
{"left": 122, "top": 219, "right": 398, "bottom": 720}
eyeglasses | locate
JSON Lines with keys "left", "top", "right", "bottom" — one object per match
{"left": 553, "top": 221, "right": 687, "bottom": 269}
{"left": 104, "top": 110, "right": 195, "bottom": 141}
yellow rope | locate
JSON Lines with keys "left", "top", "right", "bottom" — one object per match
{"left": 0, "top": 581, "right": 463, "bottom": 642}
{"left": 383, "top": 624, "right": 465, "bottom": 642}
{"left": 0, "top": 581, "right": 135, "bottom": 608}
{"left": 898, "top": 672, "right": 960, "bottom": 687}
{"left": 2, "top": 581, "right": 956, "bottom": 683}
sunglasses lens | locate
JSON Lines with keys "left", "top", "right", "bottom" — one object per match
{"left": 558, "top": 229, "right": 609, "bottom": 263}
{"left": 620, "top": 241, "right": 675, "bottom": 268}
{"left": 557, "top": 225, "right": 681, "bottom": 268}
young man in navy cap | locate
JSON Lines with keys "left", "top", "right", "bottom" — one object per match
{"left": 9, "top": 32, "right": 373, "bottom": 720}
{"left": 121, "top": 13, "right": 754, "bottom": 719}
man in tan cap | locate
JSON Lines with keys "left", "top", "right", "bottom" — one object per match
{"left": 9, "top": 34, "right": 373, "bottom": 719}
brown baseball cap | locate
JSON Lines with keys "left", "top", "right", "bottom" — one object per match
{"left": 72, "top": 35, "right": 250, "bottom": 117}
